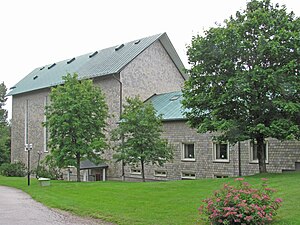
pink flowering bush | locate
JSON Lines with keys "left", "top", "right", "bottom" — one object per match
{"left": 198, "top": 178, "right": 282, "bottom": 224}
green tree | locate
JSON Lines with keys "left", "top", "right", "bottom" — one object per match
{"left": 0, "top": 82, "right": 10, "bottom": 165}
{"left": 182, "top": 0, "right": 300, "bottom": 173}
{"left": 113, "top": 97, "right": 173, "bottom": 182}
{"left": 44, "top": 73, "right": 108, "bottom": 182}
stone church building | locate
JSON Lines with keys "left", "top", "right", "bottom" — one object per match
{"left": 8, "top": 33, "right": 300, "bottom": 181}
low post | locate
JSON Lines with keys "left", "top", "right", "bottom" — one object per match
{"left": 25, "top": 143, "right": 33, "bottom": 186}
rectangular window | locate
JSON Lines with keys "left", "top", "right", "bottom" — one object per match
{"left": 214, "top": 175, "right": 229, "bottom": 179}
{"left": 249, "top": 141, "right": 268, "bottom": 163}
{"left": 213, "top": 142, "right": 229, "bottom": 162}
{"left": 154, "top": 170, "right": 167, "bottom": 177}
{"left": 131, "top": 168, "right": 141, "bottom": 175}
{"left": 43, "top": 96, "right": 49, "bottom": 152}
{"left": 181, "top": 172, "right": 196, "bottom": 180}
{"left": 182, "top": 143, "right": 195, "bottom": 161}
{"left": 24, "top": 100, "right": 29, "bottom": 151}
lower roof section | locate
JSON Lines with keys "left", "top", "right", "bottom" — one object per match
{"left": 146, "top": 90, "right": 187, "bottom": 121}
{"left": 80, "top": 159, "right": 108, "bottom": 170}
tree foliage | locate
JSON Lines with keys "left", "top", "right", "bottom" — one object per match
{"left": 182, "top": 0, "right": 300, "bottom": 173}
{"left": 113, "top": 97, "right": 173, "bottom": 182}
{"left": 0, "top": 82, "right": 10, "bottom": 165}
{"left": 44, "top": 73, "right": 108, "bottom": 181}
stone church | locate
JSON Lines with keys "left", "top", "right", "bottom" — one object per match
{"left": 8, "top": 33, "right": 300, "bottom": 181}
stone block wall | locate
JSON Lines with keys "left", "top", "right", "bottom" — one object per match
{"left": 10, "top": 40, "right": 185, "bottom": 180}
{"left": 11, "top": 88, "right": 50, "bottom": 168}
{"left": 121, "top": 40, "right": 185, "bottom": 101}
{"left": 124, "top": 120, "right": 300, "bottom": 181}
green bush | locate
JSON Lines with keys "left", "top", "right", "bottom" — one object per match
{"left": 33, "top": 158, "right": 62, "bottom": 180}
{"left": 0, "top": 162, "right": 27, "bottom": 177}
{"left": 34, "top": 164, "right": 62, "bottom": 180}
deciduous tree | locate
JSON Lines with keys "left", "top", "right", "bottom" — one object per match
{"left": 182, "top": 0, "right": 300, "bottom": 173}
{"left": 113, "top": 97, "right": 173, "bottom": 182}
{"left": 44, "top": 73, "right": 108, "bottom": 181}
{"left": 0, "top": 82, "right": 10, "bottom": 165}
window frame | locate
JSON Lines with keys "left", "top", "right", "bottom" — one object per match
{"left": 213, "top": 142, "right": 230, "bottom": 163}
{"left": 154, "top": 170, "right": 167, "bottom": 177}
{"left": 249, "top": 140, "right": 269, "bottom": 164}
{"left": 181, "top": 143, "right": 195, "bottom": 161}
{"left": 181, "top": 172, "right": 196, "bottom": 180}
{"left": 130, "top": 168, "right": 142, "bottom": 175}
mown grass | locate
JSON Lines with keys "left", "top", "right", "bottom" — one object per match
{"left": 0, "top": 172, "right": 299, "bottom": 225}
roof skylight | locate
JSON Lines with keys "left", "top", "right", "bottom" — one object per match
{"left": 169, "top": 95, "right": 181, "bottom": 101}
{"left": 89, "top": 51, "right": 98, "bottom": 58}
{"left": 48, "top": 63, "right": 56, "bottom": 69}
{"left": 115, "top": 44, "right": 124, "bottom": 51}
{"left": 67, "top": 57, "right": 75, "bottom": 64}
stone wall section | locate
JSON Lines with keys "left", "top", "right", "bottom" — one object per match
{"left": 11, "top": 75, "right": 122, "bottom": 177}
{"left": 10, "top": 40, "right": 185, "bottom": 180}
{"left": 121, "top": 40, "right": 185, "bottom": 101}
{"left": 124, "top": 121, "right": 300, "bottom": 181}
{"left": 11, "top": 89, "right": 50, "bottom": 168}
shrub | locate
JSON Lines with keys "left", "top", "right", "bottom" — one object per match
{"left": 0, "top": 162, "right": 27, "bottom": 177}
{"left": 199, "top": 178, "right": 282, "bottom": 225}
{"left": 33, "top": 157, "right": 63, "bottom": 180}
{"left": 33, "top": 164, "right": 62, "bottom": 180}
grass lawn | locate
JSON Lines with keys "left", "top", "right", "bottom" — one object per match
{"left": 0, "top": 172, "right": 299, "bottom": 225}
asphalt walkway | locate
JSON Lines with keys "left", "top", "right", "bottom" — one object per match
{"left": 0, "top": 185, "right": 113, "bottom": 225}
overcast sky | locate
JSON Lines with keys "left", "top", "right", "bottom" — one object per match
{"left": 1, "top": 0, "right": 300, "bottom": 118}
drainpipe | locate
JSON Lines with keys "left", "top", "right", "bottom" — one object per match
{"left": 238, "top": 141, "right": 242, "bottom": 176}
{"left": 112, "top": 74, "right": 125, "bottom": 181}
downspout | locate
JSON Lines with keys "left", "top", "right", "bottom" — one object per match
{"left": 238, "top": 141, "right": 242, "bottom": 176}
{"left": 112, "top": 74, "right": 125, "bottom": 181}
{"left": 112, "top": 74, "right": 123, "bottom": 118}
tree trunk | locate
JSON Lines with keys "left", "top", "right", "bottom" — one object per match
{"left": 256, "top": 136, "right": 267, "bottom": 173}
{"left": 76, "top": 152, "right": 81, "bottom": 182}
{"left": 141, "top": 160, "right": 145, "bottom": 182}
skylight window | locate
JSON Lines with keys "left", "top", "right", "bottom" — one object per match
{"left": 169, "top": 95, "right": 181, "bottom": 101}
{"left": 115, "top": 44, "right": 124, "bottom": 51}
{"left": 89, "top": 51, "right": 98, "bottom": 58}
{"left": 40, "top": 66, "right": 45, "bottom": 71}
{"left": 9, "top": 86, "right": 16, "bottom": 90}
{"left": 134, "top": 40, "right": 140, "bottom": 44}
{"left": 67, "top": 57, "right": 75, "bottom": 64}
{"left": 33, "top": 75, "right": 38, "bottom": 80}
{"left": 48, "top": 63, "right": 56, "bottom": 69}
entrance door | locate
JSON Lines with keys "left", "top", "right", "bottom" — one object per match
{"left": 95, "top": 173, "right": 103, "bottom": 181}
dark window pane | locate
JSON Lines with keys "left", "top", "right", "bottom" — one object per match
{"left": 184, "top": 144, "right": 195, "bottom": 158}
{"left": 216, "top": 143, "right": 228, "bottom": 159}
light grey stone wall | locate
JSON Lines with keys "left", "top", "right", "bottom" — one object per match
{"left": 105, "top": 40, "right": 186, "bottom": 179}
{"left": 11, "top": 88, "right": 50, "bottom": 168}
{"left": 11, "top": 75, "right": 122, "bottom": 177}
{"left": 10, "top": 40, "right": 185, "bottom": 180}
{"left": 93, "top": 75, "right": 122, "bottom": 179}
{"left": 121, "top": 40, "right": 185, "bottom": 101}
{"left": 124, "top": 120, "right": 300, "bottom": 181}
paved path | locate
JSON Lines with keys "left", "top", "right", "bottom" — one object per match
{"left": 0, "top": 186, "right": 114, "bottom": 225}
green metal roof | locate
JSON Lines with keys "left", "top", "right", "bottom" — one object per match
{"left": 80, "top": 160, "right": 108, "bottom": 170}
{"left": 8, "top": 33, "right": 185, "bottom": 96}
{"left": 147, "top": 91, "right": 187, "bottom": 121}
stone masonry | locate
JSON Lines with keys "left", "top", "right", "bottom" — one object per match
{"left": 123, "top": 121, "right": 300, "bottom": 181}
{"left": 10, "top": 39, "right": 185, "bottom": 179}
